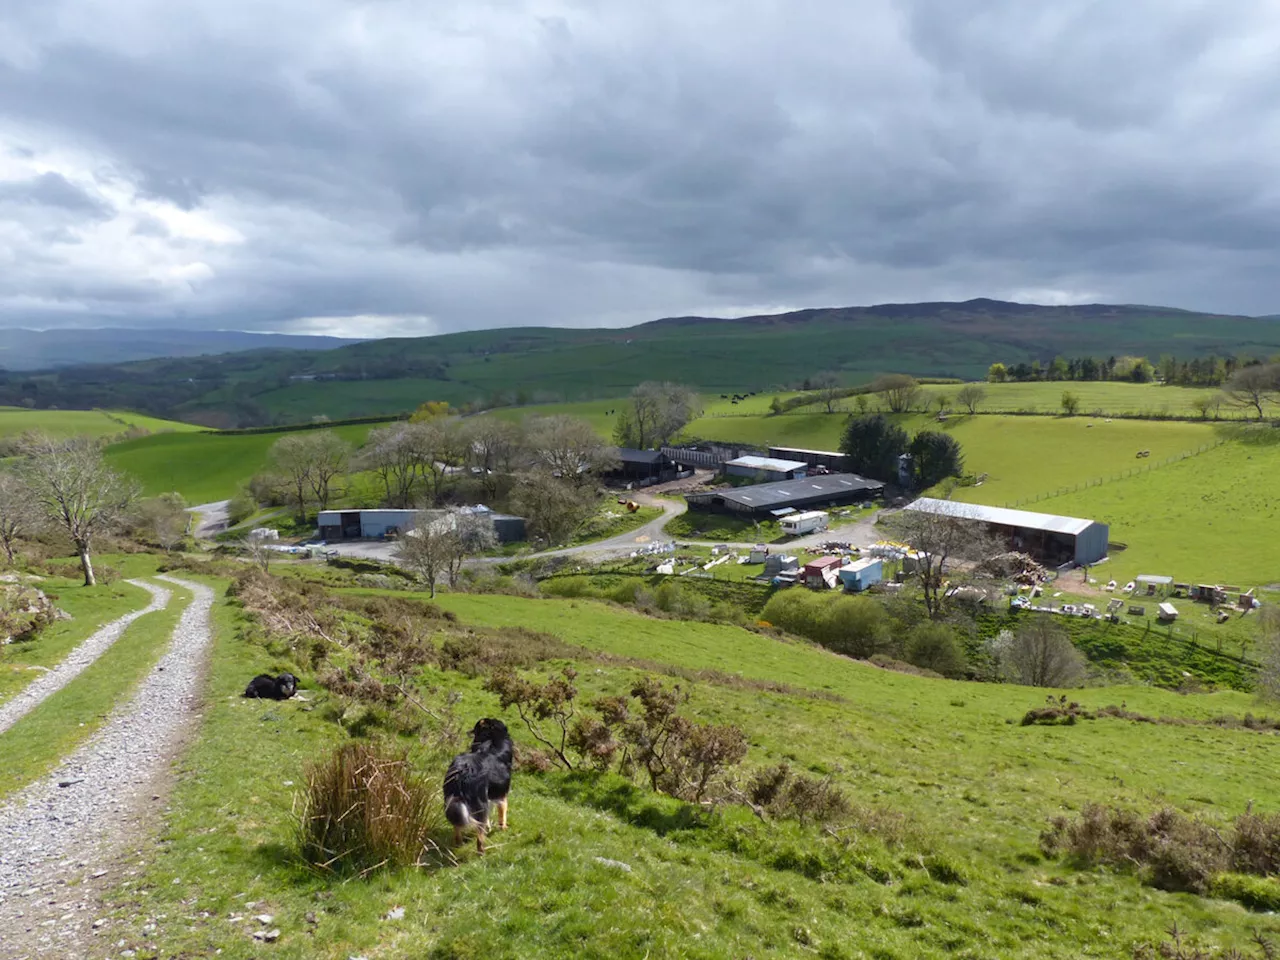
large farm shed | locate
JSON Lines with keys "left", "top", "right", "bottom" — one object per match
{"left": 902, "top": 498, "right": 1109, "bottom": 565}
{"left": 768, "top": 446, "right": 852, "bottom": 473}
{"left": 725, "top": 455, "right": 808, "bottom": 482}
{"left": 686, "top": 473, "right": 884, "bottom": 518}
{"left": 605, "top": 448, "right": 676, "bottom": 486}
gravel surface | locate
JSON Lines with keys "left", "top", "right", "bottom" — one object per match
{"left": 0, "top": 575, "right": 214, "bottom": 942}
{"left": 0, "top": 580, "right": 171, "bottom": 737}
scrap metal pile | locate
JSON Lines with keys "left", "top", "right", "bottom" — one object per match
{"left": 979, "top": 551, "right": 1050, "bottom": 586}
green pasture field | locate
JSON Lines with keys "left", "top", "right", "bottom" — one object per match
{"left": 910, "top": 381, "right": 1275, "bottom": 419}
{"left": 0, "top": 407, "right": 200, "bottom": 439}
{"left": 1019, "top": 431, "right": 1280, "bottom": 587}
{"left": 251, "top": 378, "right": 476, "bottom": 421}
{"left": 0, "top": 577, "right": 191, "bottom": 799}
{"left": 98, "top": 581, "right": 1280, "bottom": 958}
{"left": 0, "top": 578, "right": 150, "bottom": 704}
{"left": 104, "top": 420, "right": 393, "bottom": 502}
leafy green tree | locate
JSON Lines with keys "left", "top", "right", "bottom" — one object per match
{"left": 1060, "top": 391, "right": 1081, "bottom": 416}
{"left": 909, "top": 431, "right": 964, "bottom": 488}
{"left": 839, "top": 414, "right": 909, "bottom": 483}
{"left": 988, "top": 363, "right": 1009, "bottom": 383}
{"left": 906, "top": 622, "right": 967, "bottom": 677}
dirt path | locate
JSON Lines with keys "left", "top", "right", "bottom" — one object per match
{"left": 187, "top": 500, "right": 231, "bottom": 539}
{"left": 0, "top": 576, "right": 215, "bottom": 957}
{"left": 0, "top": 581, "right": 171, "bottom": 736}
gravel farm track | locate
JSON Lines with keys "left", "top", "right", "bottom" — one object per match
{"left": 0, "top": 576, "right": 214, "bottom": 959}
{"left": 0, "top": 582, "right": 171, "bottom": 737}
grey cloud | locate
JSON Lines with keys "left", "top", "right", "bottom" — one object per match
{"left": 0, "top": 171, "right": 112, "bottom": 218}
{"left": 1, "top": 0, "right": 1280, "bottom": 336}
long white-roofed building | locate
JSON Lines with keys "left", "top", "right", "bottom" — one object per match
{"left": 901, "top": 498, "right": 1109, "bottom": 566}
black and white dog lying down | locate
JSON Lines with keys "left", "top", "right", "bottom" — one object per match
{"left": 443, "top": 718, "right": 514, "bottom": 854}
{"left": 243, "top": 673, "right": 298, "bottom": 700}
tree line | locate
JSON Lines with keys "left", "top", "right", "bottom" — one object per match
{"left": 987, "top": 352, "right": 1276, "bottom": 387}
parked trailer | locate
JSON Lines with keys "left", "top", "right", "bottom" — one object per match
{"left": 781, "top": 510, "right": 829, "bottom": 537}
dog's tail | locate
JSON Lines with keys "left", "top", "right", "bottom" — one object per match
{"left": 445, "top": 796, "right": 473, "bottom": 829}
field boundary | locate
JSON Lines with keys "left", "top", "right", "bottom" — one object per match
{"left": 1000, "top": 438, "right": 1230, "bottom": 509}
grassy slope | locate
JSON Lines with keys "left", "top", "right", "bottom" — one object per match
{"left": 0, "top": 578, "right": 150, "bottom": 703}
{"left": 107, "top": 586, "right": 1279, "bottom": 959}
{"left": 0, "top": 579, "right": 191, "bottom": 799}
{"left": 105, "top": 421, "right": 393, "bottom": 501}
{"left": 0, "top": 407, "right": 200, "bottom": 439}
{"left": 252, "top": 378, "right": 475, "bottom": 420}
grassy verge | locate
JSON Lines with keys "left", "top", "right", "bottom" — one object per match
{"left": 0, "top": 580, "right": 191, "bottom": 799}
{"left": 567, "top": 501, "right": 664, "bottom": 546}
{"left": 666, "top": 511, "right": 782, "bottom": 542}
{"left": 0, "top": 578, "right": 150, "bottom": 704}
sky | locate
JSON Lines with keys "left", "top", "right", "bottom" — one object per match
{"left": 2, "top": 0, "right": 1280, "bottom": 337}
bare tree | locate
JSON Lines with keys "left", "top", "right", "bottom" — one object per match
{"left": 883, "top": 501, "right": 999, "bottom": 619}
{"left": 992, "top": 620, "right": 1086, "bottom": 687}
{"left": 305, "top": 431, "right": 352, "bottom": 511}
{"left": 445, "top": 510, "right": 499, "bottom": 585}
{"left": 872, "top": 374, "right": 923, "bottom": 414}
{"left": 614, "top": 382, "right": 701, "bottom": 448}
{"left": 1224, "top": 363, "right": 1280, "bottom": 421}
{"left": 136, "top": 492, "right": 189, "bottom": 551}
{"left": 1191, "top": 394, "right": 1221, "bottom": 420}
{"left": 408, "top": 419, "right": 468, "bottom": 504}
{"left": 0, "top": 470, "right": 37, "bottom": 565}
{"left": 362, "top": 424, "right": 421, "bottom": 507}
{"left": 242, "top": 535, "right": 275, "bottom": 573}
{"left": 956, "top": 384, "right": 987, "bottom": 414}
{"left": 511, "top": 472, "right": 597, "bottom": 544}
{"left": 811, "top": 372, "right": 844, "bottom": 414}
{"left": 19, "top": 434, "right": 139, "bottom": 586}
{"left": 528, "top": 416, "right": 616, "bottom": 484}
{"left": 266, "top": 434, "right": 316, "bottom": 521}
{"left": 462, "top": 418, "right": 525, "bottom": 501}
{"left": 396, "top": 513, "right": 456, "bottom": 598}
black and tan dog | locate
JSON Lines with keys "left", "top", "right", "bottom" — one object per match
{"left": 443, "top": 718, "right": 513, "bottom": 854}
{"left": 243, "top": 673, "right": 298, "bottom": 700}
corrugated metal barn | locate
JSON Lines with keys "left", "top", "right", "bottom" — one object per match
{"left": 901, "top": 498, "right": 1109, "bottom": 565}
{"left": 685, "top": 473, "right": 884, "bottom": 518}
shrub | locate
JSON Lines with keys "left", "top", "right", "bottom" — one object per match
{"left": 905, "top": 622, "right": 967, "bottom": 677}
{"left": 1210, "top": 873, "right": 1280, "bottom": 912}
{"left": 746, "top": 763, "right": 852, "bottom": 825}
{"left": 298, "top": 742, "right": 442, "bottom": 875}
{"left": 1040, "top": 804, "right": 1227, "bottom": 894}
{"left": 1232, "top": 810, "right": 1280, "bottom": 876}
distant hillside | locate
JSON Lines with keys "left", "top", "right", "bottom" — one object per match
{"left": 0, "top": 328, "right": 360, "bottom": 370}
{"left": 1, "top": 299, "right": 1276, "bottom": 427}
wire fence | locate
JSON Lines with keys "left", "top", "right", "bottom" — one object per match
{"left": 1001, "top": 439, "right": 1229, "bottom": 508}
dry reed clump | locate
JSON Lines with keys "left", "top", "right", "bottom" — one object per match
{"left": 298, "top": 741, "right": 443, "bottom": 876}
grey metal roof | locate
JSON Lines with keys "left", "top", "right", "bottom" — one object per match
{"left": 705, "top": 473, "right": 883, "bottom": 509}
{"left": 726, "top": 455, "right": 809, "bottom": 472}
{"left": 614, "top": 447, "right": 667, "bottom": 464}
{"left": 902, "top": 498, "right": 1097, "bottom": 536}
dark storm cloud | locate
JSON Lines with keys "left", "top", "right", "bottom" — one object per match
{"left": 2, "top": 0, "right": 1280, "bottom": 335}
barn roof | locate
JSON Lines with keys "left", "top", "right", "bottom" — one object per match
{"left": 901, "top": 498, "right": 1097, "bottom": 536}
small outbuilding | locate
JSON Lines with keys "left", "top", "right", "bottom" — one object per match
{"left": 1157, "top": 602, "right": 1179, "bottom": 622}
{"left": 318, "top": 509, "right": 420, "bottom": 541}
{"left": 606, "top": 448, "right": 676, "bottom": 487}
{"left": 725, "top": 455, "right": 809, "bottom": 482}
{"left": 838, "top": 558, "right": 883, "bottom": 593}
{"left": 763, "top": 554, "right": 800, "bottom": 578}
{"left": 803, "top": 556, "right": 845, "bottom": 590}
{"left": 768, "top": 447, "right": 851, "bottom": 473}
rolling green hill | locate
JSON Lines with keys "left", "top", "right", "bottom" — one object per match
{"left": 3, "top": 300, "right": 1277, "bottom": 426}
{"left": 0, "top": 407, "right": 200, "bottom": 440}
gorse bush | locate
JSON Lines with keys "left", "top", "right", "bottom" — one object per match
{"left": 298, "top": 742, "right": 443, "bottom": 876}
{"left": 1041, "top": 803, "right": 1280, "bottom": 897}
